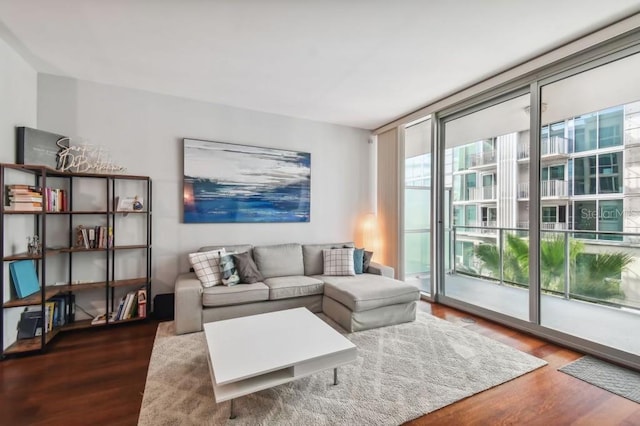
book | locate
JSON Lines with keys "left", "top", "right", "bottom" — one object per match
{"left": 46, "top": 301, "right": 56, "bottom": 332}
{"left": 7, "top": 184, "right": 40, "bottom": 190}
{"left": 9, "top": 196, "right": 43, "bottom": 202}
{"left": 115, "top": 296, "right": 126, "bottom": 320}
{"left": 9, "top": 260, "right": 40, "bottom": 298}
{"left": 49, "top": 295, "right": 67, "bottom": 327}
{"left": 18, "top": 308, "right": 43, "bottom": 339}
{"left": 123, "top": 292, "right": 136, "bottom": 319}
{"left": 137, "top": 288, "right": 147, "bottom": 318}
{"left": 88, "top": 228, "right": 95, "bottom": 248}
{"left": 91, "top": 313, "right": 108, "bottom": 325}
{"left": 5, "top": 204, "right": 43, "bottom": 211}
{"left": 81, "top": 228, "right": 89, "bottom": 249}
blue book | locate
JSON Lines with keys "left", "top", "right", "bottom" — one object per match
{"left": 9, "top": 260, "right": 40, "bottom": 298}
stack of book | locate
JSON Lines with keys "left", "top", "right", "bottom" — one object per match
{"left": 113, "top": 288, "right": 147, "bottom": 321}
{"left": 75, "top": 225, "right": 113, "bottom": 249}
{"left": 5, "top": 184, "right": 43, "bottom": 211}
{"left": 17, "top": 294, "right": 73, "bottom": 339}
{"left": 44, "top": 187, "right": 68, "bottom": 212}
{"left": 45, "top": 295, "right": 71, "bottom": 331}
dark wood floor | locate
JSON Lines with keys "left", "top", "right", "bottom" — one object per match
{"left": 1, "top": 302, "right": 639, "bottom": 425}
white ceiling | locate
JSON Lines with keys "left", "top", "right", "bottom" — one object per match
{"left": 1, "top": 1, "right": 640, "bottom": 130}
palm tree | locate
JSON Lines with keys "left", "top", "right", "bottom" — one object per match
{"left": 474, "top": 243, "right": 500, "bottom": 278}
{"left": 503, "top": 233, "right": 529, "bottom": 286}
{"left": 574, "top": 252, "right": 632, "bottom": 299}
{"left": 473, "top": 233, "right": 529, "bottom": 286}
{"left": 473, "top": 234, "right": 631, "bottom": 302}
{"left": 539, "top": 235, "right": 583, "bottom": 292}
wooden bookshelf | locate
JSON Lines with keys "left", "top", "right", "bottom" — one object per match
{"left": 3, "top": 287, "right": 64, "bottom": 308}
{"left": 110, "top": 277, "right": 148, "bottom": 288}
{"left": 3, "top": 253, "right": 43, "bottom": 261}
{"left": 50, "top": 281, "right": 109, "bottom": 292}
{"left": 61, "top": 319, "right": 94, "bottom": 331}
{"left": 112, "top": 244, "right": 148, "bottom": 251}
{"left": 3, "top": 329, "right": 59, "bottom": 355}
{"left": 1, "top": 163, "right": 152, "bottom": 358}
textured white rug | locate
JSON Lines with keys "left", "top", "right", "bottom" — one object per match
{"left": 138, "top": 312, "right": 546, "bottom": 425}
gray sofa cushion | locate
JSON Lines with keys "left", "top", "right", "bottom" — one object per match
{"left": 302, "top": 242, "right": 354, "bottom": 276}
{"left": 253, "top": 243, "right": 304, "bottom": 279}
{"left": 315, "top": 273, "right": 419, "bottom": 312}
{"left": 264, "top": 276, "right": 324, "bottom": 300}
{"left": 202, "top": 282, "right": 269, "bottom": 307}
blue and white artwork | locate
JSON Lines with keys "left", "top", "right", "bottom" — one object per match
{"left": 183, "top": 139, "right": 311, "bottom": 223}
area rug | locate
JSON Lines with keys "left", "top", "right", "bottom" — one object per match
{"left": 138, "top": 312, "right": 547, "bottom": 425}
{"left": 559, "top": 356, "right": 640, "bottom": 404}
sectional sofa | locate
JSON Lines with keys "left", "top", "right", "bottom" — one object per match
{"left": 174, "top": 242, "right": 420, "bottom": 334}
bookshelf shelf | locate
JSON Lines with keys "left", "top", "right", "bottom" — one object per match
{"left": 110, "top": 277, "right": 149, "bottom": 288}
{"left": 109, "top": 316, "right": 146, "bottom": 325}
{"left": 3, "top": 253, "right": 43, "bottom": 261}
{"left": 3, "top": 328, "right": 59, "bottom": 355}
{"left": 3, "top": 287, "right": 63, "bottom": 308}
{"left": 47, "top": 210, "right": 108, "bottom": 215}
{"left": 51, "top": 281, "right": 109, "bottom": 292}
{"left": 113, "top": 244, "right": 149, "bottom": 251}
{"left": 1, "top": 163, "right": 152, "bottom": 358}
{"left": 62, "top": 247, "right": 108, "bottom": 253}
{"left": 61, "top": 319, "right": 94, "bottom": 331}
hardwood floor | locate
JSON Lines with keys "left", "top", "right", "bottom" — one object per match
{"left": 1, "top": 302, "right": 638, "bottom": 425}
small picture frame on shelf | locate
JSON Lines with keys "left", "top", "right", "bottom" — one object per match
{"left": 116, "top": 196, "right": 144, "bottom": 212}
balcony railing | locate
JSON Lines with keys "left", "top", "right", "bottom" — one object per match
{"left": 449, "top": 225, "right": 640, "bottom": 311}
{"left": 468, "top": 185, "right": 497, "bottom": 201}
{"left": 519, "top": 222, "right": 567, "bottom": 230}
{"left": 468, "top": 150, "right": 497, "bottom": 168}
{"left": 518, "top": 180, "right": 568, "bottom": 199}
{"left": 518, "top": 136, "right": 569, "bottom": 160}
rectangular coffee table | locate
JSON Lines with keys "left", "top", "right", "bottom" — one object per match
{"left": 203, "top": 307, "right": 357, "bottom": 418}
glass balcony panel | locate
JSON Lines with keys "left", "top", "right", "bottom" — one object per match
{"left": 404, "top": 231, "right": 430, "bottom": 293}
{"left": 404, "top": 118, "right": 431, "bottom": 296}
{"left": 443, "top": 92, "right": 530, "bottom": 321}
{"left": 540, "top": 51, "right": 640, "bottom": 355}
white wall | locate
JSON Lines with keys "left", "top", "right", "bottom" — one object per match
{"left": 0, "top": 37, "right": 37, "bottom": 350}
{"left": 0, "top": 37, "right": 37, "bottom": 162}
{"left": 37, "top": 74, "right": 373, "bottom": 295}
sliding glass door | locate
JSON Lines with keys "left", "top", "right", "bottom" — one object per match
{"left": 441, "top": 93, "right": 530, "bottom": 321}
{"left": 538, "top": 51, "right": 640, "bottom": 355}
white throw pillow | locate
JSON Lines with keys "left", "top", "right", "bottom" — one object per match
{"left": 323, "top": 248, "right": 356, "bottom": 276}
{"left": 188, "top": 248, "right": 226, "bottom": 287}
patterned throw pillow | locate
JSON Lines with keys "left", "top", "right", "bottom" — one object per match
{"left": 188, "top": 248, "right": 226, "bottom": 287}
{"left": 220, "top": 253, "right": 240, "bottom": 286}
{"left": 323, "top": 248, "right": 356, "bottom": 276}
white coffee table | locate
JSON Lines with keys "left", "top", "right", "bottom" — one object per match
{"left": 203, "top": 307, "right": 357, "bottom": 419}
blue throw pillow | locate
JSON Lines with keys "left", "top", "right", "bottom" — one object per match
{"left": 353, "top": 248, "right": 365, "bottom": 274}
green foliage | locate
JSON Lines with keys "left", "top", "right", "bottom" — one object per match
{"left": 473, "top": 234, "right": 630, "bottom": 301}
{"left": 504, "top": 233, "right": 529, "bottom": 286}
{"left": 474, "top": 243, "right": 500, "bottom": 277}
{"left": 574, "top": 252, "right": 632, "bottom": 299}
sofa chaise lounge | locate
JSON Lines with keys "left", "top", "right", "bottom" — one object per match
{"left": 174, "top": 242, "right": 420, "bottom": 334}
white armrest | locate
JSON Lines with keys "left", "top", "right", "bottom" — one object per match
{"left": 367, "top": 261, "right": 394, "bottom": 278}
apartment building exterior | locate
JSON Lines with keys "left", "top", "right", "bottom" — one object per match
{"left": 449, "top": 100, "right": 640, "bottom": 308}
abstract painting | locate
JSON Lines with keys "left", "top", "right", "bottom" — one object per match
{"left": 183, "top": 139, "right": 311, "bottom": 223}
